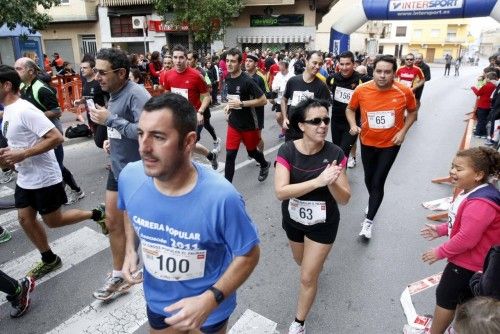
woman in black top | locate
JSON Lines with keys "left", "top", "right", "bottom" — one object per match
{"left": 275, "top": 98, "right": 351, "bottom": 334}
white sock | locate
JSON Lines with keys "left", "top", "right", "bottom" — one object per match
{"left": 112, "top": 270, "right": 124, "bottom": 278}
{"left": 364, "top": 218, "right": 373, "bottom": 225}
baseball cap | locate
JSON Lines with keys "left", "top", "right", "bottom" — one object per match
{"left": 246, "top": 54, "right": 259, "bottom": 62}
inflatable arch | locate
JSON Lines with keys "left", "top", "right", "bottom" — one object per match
{"left": 329, "top": 0, "right": 500, "bottom": 54}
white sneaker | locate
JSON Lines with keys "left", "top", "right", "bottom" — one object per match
{"left": 347, "top": 156, "right": 356, "bottom": 168}
{"left": 65, "top": 188, "right": 85, "bottom": 205}
{"left": 213, "top": 137, "right": 221, "bottom": 153}
{"left": 359, "top": 221, "right": 373, "bottom": 239}
{"left": 289, "top": 321, "right": 306, "bottom": 334}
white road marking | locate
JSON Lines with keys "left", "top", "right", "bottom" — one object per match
{"left": 47, "top": 285, "right": 147, "bottom": 334}
{"left": 0, "top": 227, "right": 109, "bottom": 306}
{"left": 229, "top": 309, "right": 278, "bottom": 334}
{"left": 0, "top": 209, "right": 18, "bottom": 231}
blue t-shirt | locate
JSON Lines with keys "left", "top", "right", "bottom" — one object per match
{"left": 118, "top": 161, "right": 259, "bottom": 325}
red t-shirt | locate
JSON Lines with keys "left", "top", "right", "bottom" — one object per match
{"left": 160, "top": 67, "right": 208, "bottom": 110}
{"left": 268, "top": 63, "right": 280, "bottom": 86}
{"left": 396, "top": 66, "right": 424, "bottom": 89}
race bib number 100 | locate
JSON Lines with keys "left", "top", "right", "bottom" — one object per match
{"left": 141, "top": 240, "right": 206, "bottom": 281}
{"left": 288, "top": 198, "right": 326, "bottom": 226}
{"left": 367, "top": 111, "right": 395, "bottom": 129}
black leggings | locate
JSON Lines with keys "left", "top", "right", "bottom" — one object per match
{"left": 224, "top": 149, "right": 267, "bottom": 182}
{"left": 0, "top": 270, "right": 19, "bottom": 296}
{"left": 331, "top": 122, "right": 358, "bottom": 157}
{"left": 361, "top": 144, "right": 401, "bottom": 220}
{"left": 196, "top": 110, "right": 217, "bottom": 142}
{"left": 54, "top": 144, "right": 80, "bottom": 192}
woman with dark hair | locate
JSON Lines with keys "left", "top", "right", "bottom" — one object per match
{"left": 275, "top": 98, "right": 351, "bottom": 334}
{"left": 148, "top": 51, "right": 162, "bottom": 85}
{"left": 129, "top": 68, "right": 145, "bottom": 85}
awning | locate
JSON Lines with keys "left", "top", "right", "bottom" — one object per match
{"left": 101, "top": 0, "right": 152, "bottom": 6}
{"left": 237, "top": 35, "right": 311, "bottom": 44}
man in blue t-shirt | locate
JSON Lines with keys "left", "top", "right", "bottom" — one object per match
{"left": 119, "top": 93, "right": 260, "bottom": 333}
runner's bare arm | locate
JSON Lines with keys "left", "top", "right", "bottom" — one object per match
{"left": 0, "top": 128, "right": 63, "bottom": 165}
{"left": 199, "top": 92, "right": 211, "bottom": 113}
{"left": 122, "top": 212, "right": 142, "bottom": 284}
{"left": 281, "top": 97, "right": 289, "bottom": 129}
{"left": 391, "top": 107, "right": 417, "bottom": 145}
{"left": 327, "top": 167, "right": 351, "bottom": 205}
{"left": 275, "top": 162, "right": 333, "bottom": 200}
{"left": 346, "top": 107, "right": 360, "bottom": 134}
{"left": 164, "top": 245, "right": 260, "bottom": 331}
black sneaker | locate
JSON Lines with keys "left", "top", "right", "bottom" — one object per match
{"left": 7, "top": 276, "right": 35, "bottom": 318}
{"left": 258, "top": 161, "right": 270, "bottom": 182}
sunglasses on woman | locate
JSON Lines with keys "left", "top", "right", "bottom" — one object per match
{"left": 303, "top": 117, "right": 331, "bottom": 126}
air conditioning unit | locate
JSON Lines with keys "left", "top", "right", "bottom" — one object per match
{"left": 132, "top": 16, "right": 145, "bottom": 29}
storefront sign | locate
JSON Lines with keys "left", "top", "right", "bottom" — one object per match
{"left": 250, "top": 15, "right": 304, "bottom": 27}
{"left": 148, "top": 20, "right": 189, "bottom": 32}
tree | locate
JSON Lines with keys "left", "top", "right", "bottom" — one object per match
{"left": 153, "top": 0, "right": 242, "bottom": 50}
{"left": 0, "top": 0, "right": 61, "bottom": 33}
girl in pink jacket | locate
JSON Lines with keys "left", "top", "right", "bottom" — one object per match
{"left": 421, "top": 146, "right": 500, "bottom": 334}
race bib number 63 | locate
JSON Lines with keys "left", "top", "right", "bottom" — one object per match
{"left": 141, "top": 240, "right": 206, "bottom": 281}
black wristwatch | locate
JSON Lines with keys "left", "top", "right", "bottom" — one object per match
{"left": 208, "top": 286, "right": 224, "bottom": 305}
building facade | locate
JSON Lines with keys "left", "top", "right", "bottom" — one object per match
{"left": 225, "top": 0, "right": 335, "bottom": 53}
{"left": 408, "top": 19, "right": 470, "bottom": 63}
{"left": 479, "top": 28, "right": 500, "bottom": 56}
{"left": 39, "top": 0, "right": 100, "bottom": 69}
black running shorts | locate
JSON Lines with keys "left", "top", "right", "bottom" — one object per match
{"left": 436, "top": 262, "right": 475, "bottom": 310}
{"left": 15, "top": 182, "right": 66, "bottom": 215}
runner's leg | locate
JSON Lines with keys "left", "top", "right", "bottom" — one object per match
{"left": 430, "top": 306, "right": 455, "bottom": 334}
{"left": 105, "top": 190, "right": 126, "bottom": 272}
{"left": 18, "top": 207, "right": 50, "bottom": 253}
{"left": 295, "top": 237, "right": 332, "bottom": 321}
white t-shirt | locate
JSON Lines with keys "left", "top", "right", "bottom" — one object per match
{"left": 447, "top": 183, "right": 488, "bottom": 236}
{"left": 272, "top": 71, "right": 294, "bottom": 104}
{"left": 2, "top": 98, "right": 62, "bottom": 189}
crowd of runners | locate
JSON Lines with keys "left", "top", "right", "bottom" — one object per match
{"left": 0, "top": 45, "right": 498, "bottom": 334}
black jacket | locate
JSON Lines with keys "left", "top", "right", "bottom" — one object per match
{"left": 470, "top": 245, "right": 500, "bottom": 300}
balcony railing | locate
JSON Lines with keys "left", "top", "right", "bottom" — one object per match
{"left": 100, "top": 0, "right": 152, "bottom": 6}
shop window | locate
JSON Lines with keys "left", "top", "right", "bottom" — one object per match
{"left": 395, "top": 26, "right": 407, "bottom": 37}
{"left": 110, "top": 16, "right": 143, "bottom": 37}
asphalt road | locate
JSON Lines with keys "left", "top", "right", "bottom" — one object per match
{"left": 0, "top": 62, "right": 484, "bottom": 333}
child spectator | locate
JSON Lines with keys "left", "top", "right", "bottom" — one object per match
{"left": 471, "top": 72, "right": 497, "bottom": 138}
{"left": 453, "top": 297, "right": 500, "bottom": 334}
{"left": 420, "top": 147, "right": 500, "bottom": 334}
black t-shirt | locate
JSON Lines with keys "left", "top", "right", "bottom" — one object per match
{"left": 249, "top": 72, "right": 267, "bottom": 129}
{"left": 328, "top": 71, "right": 362, "bottom": 124}
{"left": 82, "top": 77, "right": 109, "bottom": 107}
{"left": 277, "top": 140, "right": 345, "bottom": 230}
{"left": 283, "top": 75, "right": 330, "bottom": 140}
{"left": 226, "top": 72, "right": 264, "bottom": 131}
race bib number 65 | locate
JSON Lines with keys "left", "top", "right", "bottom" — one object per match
{"left": 367, "top": 111, "right": 395, "bottom": 129}
{"left": 141, "top": 240, "right": 206, "bottom": 281}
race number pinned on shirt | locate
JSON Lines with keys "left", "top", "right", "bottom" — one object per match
{"left": 142, "top": 240, "right": 206, "bottom": 281}
{"left": 107, "top": 127, "right": 122, "bottom": 139}
{"left": 334, "top": 87, "right": 354, "bottom": 104}
{"left": 288, "top": 198, "right": 326, "bottom": 226}
{"left": 367, "top": 111, "right": 395, "bottom": 129}
{"left": 171, "top": 87, "right": 189, "bottom": 100}
{"left": 290, "top": 91, "right": 315, "bottom": 106}
{"left": 227, "top": 94, "right": 242, "bottom": 109}
{"left": 401, "top": 80, "right": 413, "bottom": 88}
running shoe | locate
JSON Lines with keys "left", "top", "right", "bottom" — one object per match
{"left": 210, "top": 149, "right": 219, "bottom": 170}
{"left": 347, "top": 156, "right": 356, "bottom": 168}
{"left": 484, "top": 139, "right": 498, "bottom": 146}
{"left": 94, "top": 203, "right": 108, "bottom": 235}
{"left": 278, "top": 132, "right": 285, "bottom": 140}
{"left": 0, "top": 228, "right": 12, "bottom": 244}
{"left": 213, "top": 137, "right": 221, "bottom": 153}
{"left": 359, "top": 221, "right": 373, "bottom": 239}
{"left": 65, "top": 189, "right": 85, "bottom": 205}
{"left": 7, "top": 276, "right": 35, "bottom": 318}
{"left": 258, "top": 161, "right": 271, "bottom": 182}
{"left": 289, "top": 321, "right": 306, "bottom": 334}
{"left": 93, "top": 274, "right": 131, "bottom": 301}
{"left": 0, "top": 170, "right": 14, "bottom": 184}
{"left": 27, "top": 255, "right": 62, "bottom": 280}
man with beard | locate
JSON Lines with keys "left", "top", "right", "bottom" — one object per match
{"left": 120, "top": 93, "right": 260, "bottom": 334}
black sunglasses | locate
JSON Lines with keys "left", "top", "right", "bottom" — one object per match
{"left": 406, "top": 58, "right": 414, "bottom": 61}
{"left": 303, "top": 117, "right": 330, "bottom": 126}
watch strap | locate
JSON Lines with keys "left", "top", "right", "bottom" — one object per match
{"left": 208, "top": 286, "right": 224, "bottom": 305}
